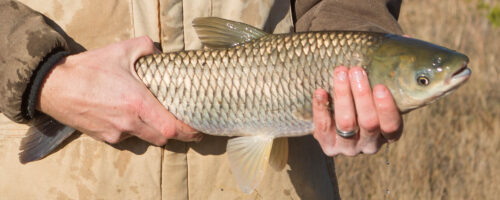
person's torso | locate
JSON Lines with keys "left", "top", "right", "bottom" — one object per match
{"left": 0, "top": 1, "right": 340, "bottom": 199}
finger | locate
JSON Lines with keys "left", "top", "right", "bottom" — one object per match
{"left": 349, "top": 67, "right": 380, "bottom": 154}
{"left": 138, "top": 89, "right": 199, "bottom": 142}
{"left": 373, "top": 85, "right": 403, "bottom": 142}
{"left": 312, "top": 88, "right": 336, "bottom": 155}
{"left": 97, "top": 131, "right": 129, "bottom": 144}
{"left": 349, "top": 67, "right": 380, "bottom": 134}
{"left": 332, "top": 66, "right": 357, "bottom": 134}
{"left": 173, "top": 132, "right": 204, "bottom": 142}
{"left": 331, "top": 67, "right": 361, "bottom": 156}
{"left": 131, "top": 121, "right": 169, "bottom": 146}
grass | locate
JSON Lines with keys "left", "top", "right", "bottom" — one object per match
{"left": 478, "top": 0, "right": 500, "bottom": 27}
{"left": 335, "top": 0, "right": 500, "bottom": 199}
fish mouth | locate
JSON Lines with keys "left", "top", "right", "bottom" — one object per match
{"left": 441, "top": 61, "right": 471, "bottom": 98}
{"left": 449, "top": 61, "right": 471, "bottom": 85}
{"left": 426, "top": 61, "right": 471, "bottom": 104}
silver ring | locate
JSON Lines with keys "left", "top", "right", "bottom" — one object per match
{"left": 336, "top": 126, "right": 359, "bottom": 138}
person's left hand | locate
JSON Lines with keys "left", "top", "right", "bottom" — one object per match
{"left": 312, "top": 66, "right": 403, "bottom": 156}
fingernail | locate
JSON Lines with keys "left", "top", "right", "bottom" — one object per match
{"left": 351, "top": 68, "right": 365, "bottom": 82}
{"left": 335, "top": 70, "right": 347, "bottom": 81}
{"left": 374, "top": 86, "right": 388, "bottom": 98}
{"left": 316, "top": 92, "right": 324, "bottom": 102}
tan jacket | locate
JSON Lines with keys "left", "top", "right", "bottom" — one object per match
{"left": 0, "top": 0, "right": 402, "bottom": 199}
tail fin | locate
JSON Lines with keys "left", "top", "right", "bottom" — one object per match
{"left": 19, "top": 115, "right": 75, "bottom": 164}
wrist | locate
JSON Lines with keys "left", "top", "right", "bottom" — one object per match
{"left": 26, "top": 50, "right": 69, "bottom": 119}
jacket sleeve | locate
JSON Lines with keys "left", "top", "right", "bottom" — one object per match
{"left": 294, "top": 0, "right": 404, "bottom": 34}
{"left": 0, "top": 0, "right": 69, "bottom": 123}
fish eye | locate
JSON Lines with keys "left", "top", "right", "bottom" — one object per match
{"left": 417, "top": 75, "right": 430, "bottom": 86}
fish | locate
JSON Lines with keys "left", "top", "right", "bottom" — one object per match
{"left": 18, "top": 17, "right": 471, "bottom": 193}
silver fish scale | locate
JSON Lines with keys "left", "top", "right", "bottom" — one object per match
{"left": 135, "top": 32, "right": 384, "bottom": 137}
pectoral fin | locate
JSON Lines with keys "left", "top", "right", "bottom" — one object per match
{"left": 226, "top": 135, "right": 274, "bottom": 193}
{"left": 19, "top": 115, "right": 76, "bottom": 164}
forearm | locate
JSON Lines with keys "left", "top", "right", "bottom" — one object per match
{"left": 294, "top": 0, "right": 403, "bottom": 34}
{"left": 0, "top": 0, "right": 69, "bottom": 123}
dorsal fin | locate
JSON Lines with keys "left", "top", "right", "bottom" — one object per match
{"left": 192, "top": 17, "right": 269, "bottom": 49}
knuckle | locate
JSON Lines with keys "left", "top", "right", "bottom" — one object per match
{"left": 153, "top": 137, "right": 168, "bottom": 146}
{"left": 359, "top": 115, "right": 380, "bottom": 132}
{"left": 333, "top": 81, "right": 351, "bottom": 94}
{"left": 362, "top": 145, "right": 380, "bottom": 155}
{"left": 333, "top": 86, "right": 351, "bottom": 98}
{"left": 343, "top": 148, "right": 359, "bottom": 157}
{"left": 116, "top": 118, "right": 137, "bottom": 133}
{"left": 354, "top": 87, "right": 371, "bottom": 98}
{"left": 161, "top": 125, "right": 176, "bottom": 139}
{"left": 103, "top": 132, "right": 122, "bottom": 144}
{"left": 125, "top": 95, "right": 142, "bottom": 111}
{"left": 322, "top": 146, "right": 336, "bottom": 157}
{"left": 383, "top": 122, "right": 401, "bottom": 134}
{"left": 315, "top": 119, "right": 331, "bottom": 133}
{"left": 336, "top": 116, "right": 356, "bottom": 131}
{"left": 121, "top": 101, "right": 143, "bottom": 121}
{"left": 124, "top": 104, "right": 140, "bottom": 117}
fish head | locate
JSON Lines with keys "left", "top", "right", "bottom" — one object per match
{"left": 368, "top": 34, "right": 471, "bottom": 113}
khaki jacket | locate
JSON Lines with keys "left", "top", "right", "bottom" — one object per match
{"left": 0, "top": 0, "right": 402, "bottom": 199}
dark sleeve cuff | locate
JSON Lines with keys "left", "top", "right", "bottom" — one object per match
{"left": 0, "top": 1, "right": 70, "bottom": 123}
{"left": 25, "top": 50, "right": 69, "bottom": 119}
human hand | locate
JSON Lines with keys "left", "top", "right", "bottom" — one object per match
{"left": 37, "top": 36, "right": 201, "bottom": 145}
{"left": 312, "top": 66, "right": 403, "bottom": 156}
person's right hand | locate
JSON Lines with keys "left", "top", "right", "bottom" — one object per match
{"left": 37, "top": 36, "right": 202, "bottom": 146}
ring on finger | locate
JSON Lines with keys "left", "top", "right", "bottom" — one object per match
{"left": 336, "top": 126, "right": 359, "bottom": 138}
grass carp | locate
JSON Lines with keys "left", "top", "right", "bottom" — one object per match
{"left": 19, "top": 17, "right": 471, "bottom": 193}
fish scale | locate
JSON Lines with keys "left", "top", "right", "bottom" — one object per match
{"left": 134, "top": 31, "right": 384, "bottom": 137}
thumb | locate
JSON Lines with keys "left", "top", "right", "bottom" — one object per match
{"left": 123, "top": 36, "right": 161, "bottom": 80}
{"left": 122, "top": 36, "right": 157, "bottom": 64}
